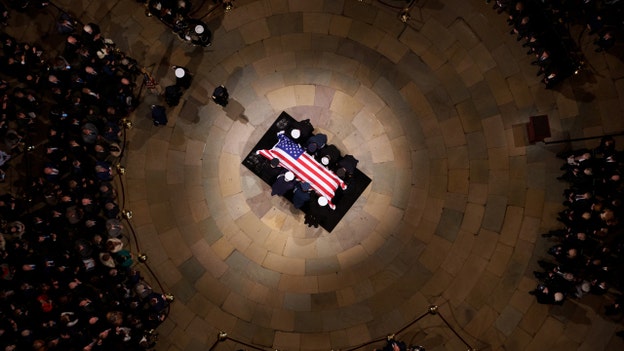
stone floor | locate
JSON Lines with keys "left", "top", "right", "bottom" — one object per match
{"left": 8, "top": 0, "right": 624, "bottom": 350}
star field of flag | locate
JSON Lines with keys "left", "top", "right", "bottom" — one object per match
{"left": 276, "top": 133, "right": 305, "bottom": 159}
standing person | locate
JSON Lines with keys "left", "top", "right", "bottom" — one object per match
{"left": 172, "top": 65, "right": 192, "bottom": 89}
{"left": 305, "top": 133, "right": 327, "bottom": 155}
{"left": 292, "top": 182, "right": 312, "bottom": 209}
{"left": 211, "top": 85, "right": 229, "bottom": 106}
{"left": 304, "top": 194, "right": 328, "bottom": 228}
{"left": 187, "top": 19, "right": 212, "bottom": 47}
{"left": 271, "top": 171, "right": 295, "bottom": 196}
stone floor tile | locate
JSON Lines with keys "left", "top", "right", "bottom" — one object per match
{"left": 284, "top": 237, "right": 317, "bottom": 258}
{"left": 447, "top": 145, "right": 469, "bottom": 169}
{"left": 420, "top": 45, "right": 447, "bottom": 71}
{"left": 348, "top": 20, "right": 384, "bottom": 50}
{"left": 420, "top": 18, "right": 455, "bottom": 52}
{"left": 576, "top": 312, "right": 618, "bottom": 351}
{"left": 508, "top": 181, "right": 527, "bottom": 208}
{"left": 440, "top": 117, "right": 467, "bottom": 148}
{"left": 271, "top": 308, "right": 296, "bottom": 331}
{"left": 495, "top": 305, "right": 524, "bottom": 337}
{"left": 267, "top": 86, "right": 297, "bottom": 111}
{"left": 280, "top": 274, "right": 319, "bottom": 294}
{"left": 444, "top": 253, "right": 488, "bottom": 304}
{"left": 303, "top": 12, "right": 332, "bottom": 34}
{"left": 435, "top": 208, "right": 464, "bottom": 242}
{"left": 456, "top": 99, "right": 483, "bottom": 133}
{"left": 482, "top": 115, "right": 507, "bottom": 148}
{"left": 482, "top": 195, "right": 507, "bottom": 232}
{"left": 491, "top": 43, "right": 521, "bottom": 78}
{"left": 239, "top": 18, "right": 271, "bottom": 45}
{"left": 330, "top": 90, "right": 364, "bottom": 121}
{"left": 470, "top": 43, "right": 498, "bottom": 73}
{"left": 486, "top": 243, "right": 513, "bottom": 277}
{"left": 368, "top": 134, "right": 394, "bottom": 163}
{"left": 263, "top": 252, "right": 306, "bottom": 275}
{"left": 499, "top": 205, "right": 523, "bottom": 247}
{"left": 273, "top": 331, "right": 302, "bottom": 350}
{"left": 448, "top": 169, "right": 470, "bottom": 195}
{"left": 459, "top": 63, "right": 485, "bottom": 88}
{"left": 525, "top": 317, "right": 565, "bottom": 351}
{"left": 160, "top": 227, "right": 194, "bottom": 266}
{"left": 524, "top": 188, "right": 545, "bottom": 218}
{"left": 465, "top": 304, "right": 499, "bottom": 340}
{"left": 377, "top": 33, "right": 409, "bottom": 64}
{"left": 418, "top": 235, "right": 453, "bottom": 272}
{"left": 178, "top": 256, "right": 207, "bottom": 284}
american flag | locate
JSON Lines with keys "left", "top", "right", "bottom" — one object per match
{"left": 257, "top": 132, "right": 346, "bottom": 209}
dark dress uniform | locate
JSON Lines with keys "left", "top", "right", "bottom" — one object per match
{"left": 286, "top": 119, "right": 314, "bottom": 143}
{"left": 335, "top": 154, "right": 358, "bottom": 181}
{"left": 306, "top": 133, "right": 327, "bottom": 154}
{"left": 316, "top": 144, "right": 340, "bottom": 168}
{"left": 292, "top": 182, "right": 311, "bottom": 209}
{"left": 212, "top": 85, "right": 229, "bottom": 106}
{"left": 271, "top": 172, "right": 295, "bottom": 196}
{"left": 304, "top": 194, "right": 326, "bottom": 228}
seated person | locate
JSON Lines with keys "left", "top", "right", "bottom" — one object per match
{"left": 306, "top": 133, "right": 327, "bottom": 155}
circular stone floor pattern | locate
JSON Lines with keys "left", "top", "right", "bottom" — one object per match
{"left": 120, "top": 0, "right": 624, "bottom": 351}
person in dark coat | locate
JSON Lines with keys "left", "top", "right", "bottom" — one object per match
{"left": 286, "top": 119, "right": 313, "bottom": 143}
{"left": 173, "top": 66, "right": 192, "bottom": 89}
{"left": 151, "top": 105, "right": 167, "bottom": 126}
{"left": 335, "top": 154, "right": 359, "bottom": 182}
{"left": 292, "top": 182, "right": 312, "bottom": 209}
{"left": 317, "top": 144, "right": 340, "bottom": 168}
{"left": 306, "top": 133, "right": 327, "bottom": 155}
{"left": 264, "top": 157, "right": 285, "bottom": 183}
{"left": 304, "top": 193, "right": 328, "bottom": 228}
{"left": 211, "top": 85, "right": 229, "bottom": 107}
{"left": 271, "top": 171, "right": 295, "bottom": 196}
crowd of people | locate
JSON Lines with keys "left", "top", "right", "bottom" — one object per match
{"left": 530, "top": 136, "right": 624, "bottom": 334}
{"left": 489, "top": 0, "right": 624, "bottom": 88}
{"left": 0, "top": 6, "right": 171, "bottom": 351}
